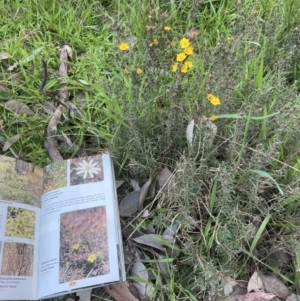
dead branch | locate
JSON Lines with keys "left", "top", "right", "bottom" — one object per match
{"left": 105, "top": 282, "right": 140, "bottom": 301}
{"left": 46, "top": 46, "right": 71, "bottom": 162}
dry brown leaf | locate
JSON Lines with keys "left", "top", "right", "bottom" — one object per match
{"left": 133, "top": 234, "right": 166, "bottom": 251}
{"left": 245, "top": 291, "right": 277, "bottom": 301}
{"left": 223, "top": 277, "right": 238, "bottom": 297}
{"left": 0, "top": 52, "right": 11, "bottom": 60}
{"left": 5, "top": 100, "right": 33, "bottom": 116}
{"left": 286, "top": 294, "right": 300, "bottom": 301}
{"left": 247, "top": 271, "right": 264, "bottom": 293}
{"left": 139, "top": 178, "right": 151, "bottom": 210}
{"left": 76, "top": 289, "right": 92, "bottom": 301}
{"left": 116, "top": 180, "right": 125, "bottom": 189}
{"left": 119, "top": 191, "right": 140, "bottom": 217}
{"left": 131, "top": 179, "right": 140, "bottom": 191}
{"left": 105, "top": 281, "right": 139, "bottom": 301}
{"left": 157, "top": 254, "right": 171, "bottom": 279}
{"left": 186, "top": 119, "right": 194, "bottom": 146}
{"left": 131, "top": 261, "right": 148, "bottom": 297}
{"left": 259, "top": 274, "right": 290, "bottom": 299}
{"left": 3, "top": 134, "right": 20, "bottom": 152}
{"left": 158, "top": 167, "right": 176, "bottom": 196}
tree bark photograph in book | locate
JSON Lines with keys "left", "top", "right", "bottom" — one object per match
{"left": 59, "top": 206, "right": 109, "bottom": 284}
{"left": 69, "top": 155, "right": 103, "bottom": 186}
{"left": 5, "top": 206, "right": 36, "bottom": 239}
{"left": 0, "top": 155, "right": 42, "bottom": 207}
{"left": 43, "top": 160, "right": 68, "bottom": 194}
{"left": 1, "top": 242, "right": 34, "bottom": 276}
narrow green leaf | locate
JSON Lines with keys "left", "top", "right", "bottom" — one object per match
{"left": 243, "top": 169, "right": 284, "bottom": 195}
{"left": 240, "top": 248, "right": 293, "bottom": 284}
{"left": 250, "top": 213, "right": 271, "bottom": 253}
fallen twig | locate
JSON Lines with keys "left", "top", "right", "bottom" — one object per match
{"left": 45, "top": 45, "right": 71, "bottom": 162}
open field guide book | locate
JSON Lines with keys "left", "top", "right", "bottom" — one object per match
{"left": 0, "top": 154, "right": 125, "bottom": 300}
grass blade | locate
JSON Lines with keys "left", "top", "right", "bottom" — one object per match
{"left": 250, "top": 213, "right": 271, "bottom": 253}
{"left": 238, "top": 169, "right": 284, "bottom": 195}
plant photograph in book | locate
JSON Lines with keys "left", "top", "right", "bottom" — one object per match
{"left": 1, "top": 242, "right": 34, "bottom": 276}
{"left": 59, "top": 206, "right": 109, "bottom": 283}
{"left": 0, "top": 156, "right": 43, "bottom": 207}
{"left": 5, "top": 206, "right": 36, "bottom": 239}
{"left": 43, "top": 160, "right": 68, "bottom": 194}
{"left": 69, "top": 155, "right": 103, "bottom": 186}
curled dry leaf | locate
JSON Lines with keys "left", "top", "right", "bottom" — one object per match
{"left": 145, "top": 224, "right": 155, "bottom": 234}
{"left": 116, "top": 180, "right": 125, "bottom": 189}
{"left": 133, "top": 234, "right": 166, "bottom": 251}
{"left": 158, "top": 167, "right": 176, "bottom": 196}
{"left": 119, "top": 190, "right": 140, "bottom": 217}
{"left": 259, "top": 274, "right": 290, "bottom": 299}
{"left": 223, "top": 292, "right": 277, "bottom": 301}
{"left": 5, "top": 100, "right": 33, "bottom": 116}
{"left": 286, "top": 294, "right": 300, "bottom": 301}
{"left": 245, "top": 291, "right": 277, "bottom": 301}
{"left": 247, "top": 271, "right": 264, "bottom": 293}
{"left": 123, "top": 244, "right": 142, "bottom": 264}
{"left": 141, "top": 209, "right": 149, "bottom": 218}
{"left": 131, "top": 261, "right": 148, "bottom": 297}
{"left": 186, "top": 119, "right": 194, "bottom": 147}
{"left": 223, "top": 277, "right": 238, "bottom": 297}
{"left": 3, "top": 134, "right": 20, "bottom": 152}
{"left": 163, "top": 223, "right": 179, "bottom": 237}
{"left": 131, "top": 179, "right": 141, "bottom": 191}
{"left": 76, "top": 289, "right": 92, "bottom": 301}
{"left": 139, "top": 178, "right": 151, "bottom": 210}
{"left": 0, "top": 52, "right": 11, "bottom": 60}
{"left": 156, "top": 254, "right": 171, "bottom": 279}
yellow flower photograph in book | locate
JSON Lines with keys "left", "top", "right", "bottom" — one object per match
{"left": 59, "top": 206, "right": 109, "bottom": 283}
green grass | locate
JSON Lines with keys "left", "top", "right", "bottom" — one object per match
{"left": 1, "top": 0, "right": 300, "bottom": 300}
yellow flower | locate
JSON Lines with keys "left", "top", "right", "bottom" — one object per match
{"left": 207, "top": 94, "right": 221, "bottom": 106}
{"left": 73, "top": 243, "right": 80, "bottom": 250}
{"left": 180, "top": 61, "right": 193, "bottom": 73}
{"left": 210, "top": 115, "right": 218, "bottom": 121}
{"left": 180, "top": 37, "right": 190, "bottom": 49}
{"left": 181, "top": 65, "right": 188, "bottom": 73}
{"left": 153, "top": 38, "right": 158, "bottom": 45}
{"left": 123, "top": 68, "right": 130, "bottom": 75}
{"left": 172, "top": 63, "right": 178, "bottom": 72}
{"left": 119, "top": 42, "right": 129, "bottom": 51}
{"left": 87, "top": 254, "right": 97, "bottom": 263}
{"left": 164, "top": 26, "right": 171, "bottom": 31}
{"left": 136, "top": 68, "right": 143, "bottom": 74}
{"left": 227, "top": 36, "right": 233, "bottom": 41}
{"left": 184, "top": 46, "right": 194, "bottom": 55}
{"left": 176, "top": 52, "right": 187, "bottom": 62}
{"left": 185, "top": 61, "right": 193, "bottom": 68}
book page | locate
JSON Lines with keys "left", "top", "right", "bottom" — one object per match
{"left": 0, "top": 155, "right": 42, "bottom": 300}
{"left": 38, "top": 154, "right": 121, "bottom": 298}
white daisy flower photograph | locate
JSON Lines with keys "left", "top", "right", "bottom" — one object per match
{"left": 70, "top": 155, "right": 103, "bottom": 186}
